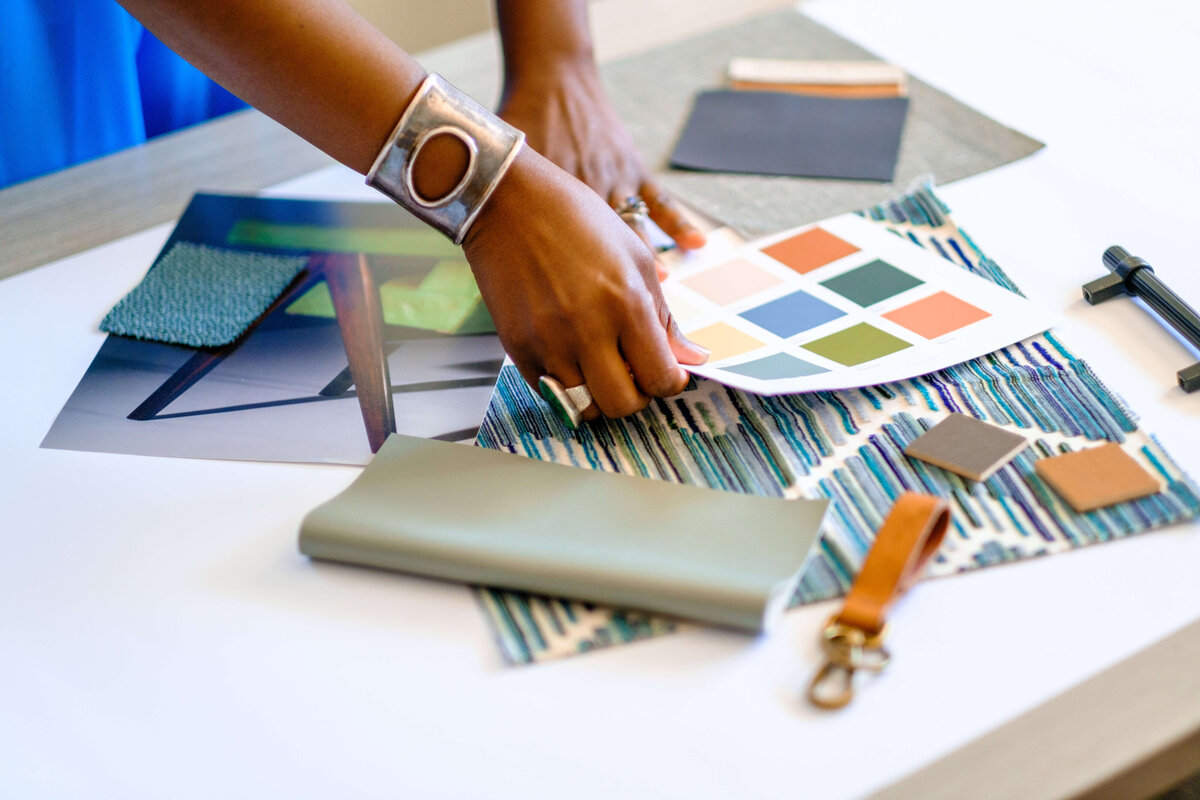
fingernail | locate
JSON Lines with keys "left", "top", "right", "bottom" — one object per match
{"left": 679, "top": 228, "right": 707, "bottom": 250}
{"left": 684, "top": 340, "right": 710, "bottom": 364}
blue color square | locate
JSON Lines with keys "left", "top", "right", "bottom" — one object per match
{"left": 723, "top": 353, "right": 829, "bottom": 379}
{"left": 739, "top": 290, "right": 845, "bottom": 339}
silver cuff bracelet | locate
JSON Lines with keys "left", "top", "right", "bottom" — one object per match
{"left": 366, "top": 74, "right": 525, "bottom": 244}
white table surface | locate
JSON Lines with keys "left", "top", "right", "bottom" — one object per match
{"left": 4, "top": 0, "right": 1200, "bottom": 797}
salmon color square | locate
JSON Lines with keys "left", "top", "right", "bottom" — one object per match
{"left": 685, "top": 322, "right": 766, "bottom": 362}
{"left": 761, "top": 227, "right": 859, "bottom": 274}
{"left": 883, "top": 291, "right": 991, "bottom": 338}
{"left": 681, "top": 258, "right": 783, "bottom": 305}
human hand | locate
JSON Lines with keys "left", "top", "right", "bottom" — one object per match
{"left": 498, "top": 60, "right": 706, "bottom": 267}
{"left": 462, "top": 147, "right": 709, "bottom": 422}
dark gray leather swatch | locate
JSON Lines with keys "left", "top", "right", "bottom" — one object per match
{"left": 670, "top": 90, "right": 908, "bottom": 182}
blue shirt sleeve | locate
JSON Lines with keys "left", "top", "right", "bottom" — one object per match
{"left": 1, "top": 0, "right": 247, "bottom": 188}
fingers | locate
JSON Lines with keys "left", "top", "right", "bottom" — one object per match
{"left": 511, "top": 329, "right": 646, "bottom": 426}
{"left": 517, "top": 355, "right": 645, "bottom": 426}
{"left": 609, "top": 187, "right": 670, "bottom": 281}
{"left": 642, "top": 180, "right": 706, "bottom": 250}
{"left": 609, "top": 180, "right": 706, "bottom": 266}
{"left": 540, "top": 360, "right": 606, "bottom": 424}
{"left": 513, "top": 296, "right": 701, "bottom": 427}
{"left": 621, "top": 209, "right": 670, "bottom": 281}
{"left": 468, "top": 147, "right": 701, "bottom": 429}
{"left": 580, "top": 351, "right": 650, "bottom": 420}
{"left": 663, "top": 309, "right": 710, "bottom": 367}
{"left": 583, "top": 280, "right": 706, "bottom": 413}
{"left": 619, "top": 326, "right": 690, "bottom": 400}
{"left": 618, "top": 273, "right": 707, "bottom": 395}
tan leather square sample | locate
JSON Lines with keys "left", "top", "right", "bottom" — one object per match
{"left": 903, "top": 413, "right": 1028, "bottom": 481}
{"left": 1034, "top": 443, "right": 1161, "bottom": 512}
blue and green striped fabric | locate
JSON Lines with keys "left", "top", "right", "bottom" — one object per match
{"left": 474, "top": 186, "right": 1200, "bottom": 665}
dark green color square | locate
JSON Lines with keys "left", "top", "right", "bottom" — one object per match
{"left": 820, "top": 259, "right": 923, "bottom": 307}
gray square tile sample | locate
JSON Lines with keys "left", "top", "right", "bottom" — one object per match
{"left": 903, "top": 413, "right": 1029, "bottom": 481}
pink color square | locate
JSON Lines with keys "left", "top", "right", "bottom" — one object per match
{"left": 681, "top": 258, "right": 783, "bottom": 305}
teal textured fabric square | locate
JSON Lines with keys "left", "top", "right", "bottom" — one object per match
{"left": 101, "top": 242, "right": 307, "bottom": 347}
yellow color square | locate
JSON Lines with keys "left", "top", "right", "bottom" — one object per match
{"left": 686, "top": 322, "right": 766, "bottom": 362}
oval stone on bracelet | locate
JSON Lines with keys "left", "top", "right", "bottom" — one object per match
{"left": 403, "top": 125, "right": 478, "bottom": 209}
{"left": 366, "top": 74, "right": 525, "bottom": 244}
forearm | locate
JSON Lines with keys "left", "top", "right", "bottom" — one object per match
{"left": 119, "top": 0, "right": 704, "bottom": 419}
{"left": 493, "top": 0, "right": 704, "bottom": 249}
{"left": 116, "top": 0, "right": 423, "bottom": 173}
{"left": 495, "top": 0, "right": 596, "bottom": 90}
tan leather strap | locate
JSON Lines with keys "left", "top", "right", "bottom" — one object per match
{"left": 808, "top": 492, "right": 950, "bottom": 709}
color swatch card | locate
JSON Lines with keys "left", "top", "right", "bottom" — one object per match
{"left": 664, "top": 214, "right": 1054, "bottom": 394}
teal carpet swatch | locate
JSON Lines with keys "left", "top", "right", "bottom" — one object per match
{"left": 101, "top": 242, "right": 307, "bottom": 347}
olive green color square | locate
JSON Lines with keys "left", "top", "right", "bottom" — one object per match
{"left": 801, "top": 322, "right": 912, "bottom": 366}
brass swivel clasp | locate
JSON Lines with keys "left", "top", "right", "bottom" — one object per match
{"left": 807, "top": 616, "right": 891, "bottom": 710}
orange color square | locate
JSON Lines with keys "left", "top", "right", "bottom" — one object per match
{"left": 684, "top": 322, "right": 766, "bottom": 362}
{"left": 761, "top": 227, "right": 859, "bottom": 274}
{"left": 883, "top": 291, "right": 991, "bottom": 339}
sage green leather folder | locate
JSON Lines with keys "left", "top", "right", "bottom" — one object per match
{"left": 299, "top": 434, "right": 828, "bottom": 631}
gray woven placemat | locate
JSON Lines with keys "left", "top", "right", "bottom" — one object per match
{"left": 602, "top": 10, "right": 1044, "bottom": 236}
